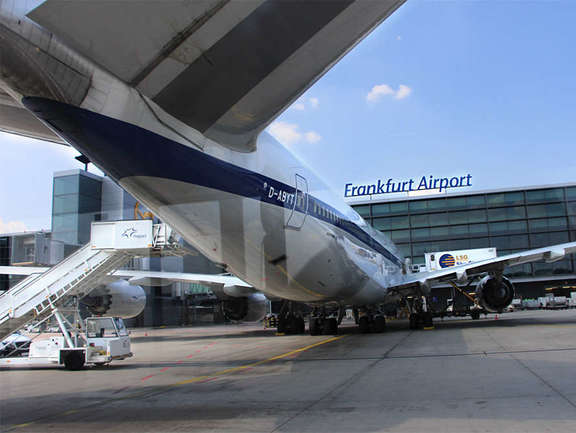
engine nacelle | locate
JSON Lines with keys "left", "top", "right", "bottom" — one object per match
{"left": 221, "top": 293, "right": 267, "bottom": 322}
{"left": 81, "top": 280, "right": 146, "bottom": 319}
{"left": 476, "top": 275, "right": 515, "bottom": 313}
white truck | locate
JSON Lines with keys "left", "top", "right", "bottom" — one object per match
{"left": 425, "top": 248, "right": 497, "bottom": 272}
{"left": 0, "top": 316, "right": 132, "bottom": 370}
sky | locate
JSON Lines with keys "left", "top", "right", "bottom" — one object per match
{"left": 2, "top": 1, "right": 576, "bottom": 233}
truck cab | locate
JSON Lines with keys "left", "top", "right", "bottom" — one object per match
{"left": 85, "top": 317, "right": 132, "bottom": 366}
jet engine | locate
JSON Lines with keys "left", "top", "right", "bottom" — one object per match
{"left": 81, "top": 280, "right": 146, "bottom": 319}
{"left": 476, "top": 275, "right": 515, "bottom": 313}
{"left": 220, "top": 292, "right": 268, "bottom": 322}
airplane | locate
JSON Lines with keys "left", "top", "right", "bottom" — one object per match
{"left": 1, "top": 0, "right": 576, "bottom": 336}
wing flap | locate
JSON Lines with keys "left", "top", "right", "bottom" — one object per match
{"left": 0, "top": 90, "right": 65, "bottom": 143}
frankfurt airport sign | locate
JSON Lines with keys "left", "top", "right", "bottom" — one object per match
{"left": 344, "top": 174, "right": 472, "bottom": 198}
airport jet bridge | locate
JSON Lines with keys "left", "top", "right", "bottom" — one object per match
{"left": 0, "top": 220, "right": 180, "bottom": 340}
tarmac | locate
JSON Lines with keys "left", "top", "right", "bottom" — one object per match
{"left": 3, "top": 309, "right": 576, "bottom": 432}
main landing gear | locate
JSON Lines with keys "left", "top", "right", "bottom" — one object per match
{"left": 354, "top": 307, "right": 387, "bottom": 334}
{"left": 309, "top": 306, "right": 344, "bottom": 335}
{"left": 276, "top": 301, "right": 305, "bottom": 335}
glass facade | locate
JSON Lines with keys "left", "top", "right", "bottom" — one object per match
{"left": 352, "top": 186, "right": 576, "bottom": 279}
{"left": 0, "top": 236, "right": 9, "bottom": 291}
{"left": 51, "top": 172, "right": 102, "bottom": 245}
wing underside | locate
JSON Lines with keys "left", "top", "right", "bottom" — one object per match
{"left": 27, "top": 0, "right": 406, "bottom": 150}
{"left": 0, "top": 89, "right": 64, "bottom": 143}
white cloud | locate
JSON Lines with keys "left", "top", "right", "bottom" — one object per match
{"left": 366, "top": 84, "right": 395, "bottom": 102}
{"left": 268, "top": 121, "right": 302, "bottom": 145}
{"left": 395, "top": 84, "right": 412, "bottom": 100}
{"left": 0, "top": 217, "right": 27, "bottom": 234}
{"left": 289, "top": 97, "right": 320, "bottom": 111}
{"left": 366, "top": 84, "right": 412, "bottom": 102}
{"left": 267, "top": 121, "right": 322, "bottom": 146}
{"left": 304, "top": 131, "right": 322, "bottom": 143}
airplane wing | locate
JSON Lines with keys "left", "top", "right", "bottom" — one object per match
{"left": 25, "top": 0, "right": 406, "bottom": 151}
{"left": 0, "top": 265, "right": 260, "bottom": 300}
{"left": 390, "top": 242, "right": 576, "bottom": 294}
{"left": 110, "top": 270, "right": 252, "bottom": 291}
{"left": 0, "top": 266, "right": 251, "bottom": 289}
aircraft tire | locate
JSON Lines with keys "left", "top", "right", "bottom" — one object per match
{"left": 64, "top": 351, "right": 85, "bottom": 371}
{"left": 358, "top": 316, "right": 370, "bottom": 333}
{"left": 470, "top": 310, "right": 481, "bottom": 320}
{"left": 296, "top": 316, "right": 305, "bottom": 334}
{"left": 372, "top": 316, "right": 386, "bottom": 333}
{"left": 422, "top": 312, "right": 433, "bottom": 328}
{"left": 309, "top": 317, "right": 321, "bottom": 335}
{"left": 409, "top": 314, "right": 420, "bottom": 330}
{"left": 323, "top": 318, "right": 338, "bottom": 335}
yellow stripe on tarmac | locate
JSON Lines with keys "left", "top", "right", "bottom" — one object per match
{"left": 11, "top": 335, "right": 345, "bottom": 430}
{"left": 173, "top": 335, "right": 344, "bottom": 386}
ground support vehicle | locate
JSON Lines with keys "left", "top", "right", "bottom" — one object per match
{"left": 0, "top": 312, "right": 131, "bottom": 370}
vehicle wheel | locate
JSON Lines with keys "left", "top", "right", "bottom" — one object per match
{"left": 409, "top": 313, "right": 420, "bottom": 330}
{"left": 358, "top": 316, "right": 370, "bottom": 333}
{"left": 422, "top": 312, "right": 433, "bottom": 328}
{"left": 470, "top": 310, "right": 480, "bottom": 320}
{"left": 64, "top": 351, "right": 85, "bottom": 371}
{"left": 372, "top": 316, "right": 386, "bottom": 333}
{"left": 309, "top": 317, "right": 321, "bottom": 335}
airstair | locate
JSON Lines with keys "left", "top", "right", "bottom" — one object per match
{"left": 0, "top": 220, "right": 179, "bottom": 340}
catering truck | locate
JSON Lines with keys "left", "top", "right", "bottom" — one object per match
{"left": 425, "top": 248, "right": 497, "bottom": 271}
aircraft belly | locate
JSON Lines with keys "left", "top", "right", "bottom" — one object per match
{"left": 121, "top": 176, "right": 368, "bottom": 302}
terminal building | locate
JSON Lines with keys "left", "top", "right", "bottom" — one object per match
{"left": 350, "top": 183, "right": 576, "bottom": 300}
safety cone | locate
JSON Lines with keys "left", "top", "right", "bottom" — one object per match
{"left": 495, "top": 314, "right": 499, "bottom": 320}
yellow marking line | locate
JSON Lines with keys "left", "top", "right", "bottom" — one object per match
{"left": 172, "top": 335, "right": 344, "bottom": 386}
{"left": 11, "top": 335, "right": 345, "bottom": 430}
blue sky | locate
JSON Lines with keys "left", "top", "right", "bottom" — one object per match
{"left": 2, "top": 1, "right": 576, "bottom": 233}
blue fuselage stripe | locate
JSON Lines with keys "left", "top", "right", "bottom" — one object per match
{"left": 23, "top": 97, "right": 403, "bottom": 268}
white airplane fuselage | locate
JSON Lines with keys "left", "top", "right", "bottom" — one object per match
{"left": 0, "top": 3, "right": 406, "bottom": 306}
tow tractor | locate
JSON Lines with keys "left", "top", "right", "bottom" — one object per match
{"left": 0, "top": 312, "right": 132, "bottom": 370}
